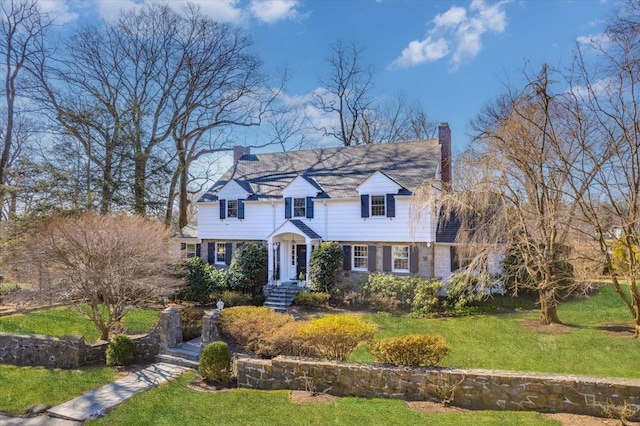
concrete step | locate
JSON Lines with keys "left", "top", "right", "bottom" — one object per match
{"left": 155, "top": 354, "right": 199, "bottom": 369}
{"left": 165, "top": 347, "right": 199, "bottom": 362}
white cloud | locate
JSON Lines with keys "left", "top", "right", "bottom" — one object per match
{"left": 392, "top": 37, "right": 449, "bottom": 68}
{"left": 249, "top": 0, "right": 301, "bottom": 24}
{"left": 569, "top": 77, "right": 613, "bottom": 100}
{"left": 391, "top": 0, "right": 510, "bottom": 71}
{"left": 38, "top": 0, "right": 78, "bottom": 24}
{"left": 93, "top": 0, "right": 301, "bottom": 25}
{"left": 576, "top": 32, "right": 611, "bottom": 49}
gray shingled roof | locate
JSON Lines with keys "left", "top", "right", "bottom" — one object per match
{"left": 290, "top": 219, "right": 322, "bottom": 239}
{"left": 436, "top": 210, "right": 461, "bottom": 243}
{"left": 198, "top": 139, "right": 441, "bottom": 202}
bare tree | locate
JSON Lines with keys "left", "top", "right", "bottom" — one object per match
{"left": 0, "top": 0, "right": 50, "bottom": 218}
{"left": 4, "top": 213, "right": 171, "bottom": 340}
{"left": 567, "top": 0, "right": 640, "bottom": 336}
{"left": 314, "top": 40, "right": 375, "bottom": 146}
{"left": 416, "top": 65, "right": 591, "bottom": 324}
{"left": 357, "top": 93, "right": 437, "bottom": 144}
{"left": 36, "top": 3, "right": 273, "bottom": 224}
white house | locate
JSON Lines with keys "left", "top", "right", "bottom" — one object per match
{"left": 196, "top": 123, "right": 460, "bottom": 285}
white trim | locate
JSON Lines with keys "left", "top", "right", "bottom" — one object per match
{"left": 352, "top": 245, "right": 368, "bottom": 271}
{"left": 370, "top": 195, "right": 386, "bottom": 217}
{"left": 215, "top": 242, "right": 227, "bottom": 265}
{"left": 392, "top": 245, "right": 410, "bottom": 273}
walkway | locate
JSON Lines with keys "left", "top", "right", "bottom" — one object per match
{"left": 45, "top": 362, "right": 190, "bottom": 423}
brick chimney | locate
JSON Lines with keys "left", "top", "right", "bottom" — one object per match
{"left": 438, "top": 123, "right": 451, "bottom": 189}
{"left": 233, "top": 146, "right": 250, "bottom": 164}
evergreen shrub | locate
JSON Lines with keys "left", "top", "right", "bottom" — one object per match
{"left": 200, "top": 341, "right": 231, "bottom": 383}
{"left": 106, "top": 334, "right": 135, "bottom": 366}
{"left": 298, "top": 314, "right": 377, "bottom": 361}
{"left": 369, "top": 334, "right": 450, "bottom": 367}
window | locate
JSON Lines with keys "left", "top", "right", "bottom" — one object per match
{"left": 215, "top": 242, "right": 227, "bottom": 264}
{"left": 353, "top": 245, "right": 368, "bottom": 270}
{"left": 392, "top": 245, "right": 409, "bottom": 272}
{"left": 291, "top": 244, "right": 296, "bottom": 266}
{"left": 371, "top": 195, "right": 386, "bottom": 216}
{"left": 293, "top": 197, "right": 306, "bottom": 217}
{"left": 186, "top": 243, "right": 199, "bottom": 259}
{"left": 227, "top": 200, "right": 238, "bottom": 218}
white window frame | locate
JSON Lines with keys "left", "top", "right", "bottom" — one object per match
{"left": 215, "top": 242, "right": 227, "bottom": 265}
{"left": 370, "top": 195, "right": 386, "bottom": 217}
{"left": 293, "top": 197, "right": 306, "bottom": 217}
{"left": 227, "top": 200, "right": 238, "bottom": 218}
{"left": 352, "top": 245, "right": 368, "bottom": 271}
{"left": 186, "top": 243, "right": 198, "bottom": 259}
{"left": 392, "top": 245, "right": 409, "bottom": 272}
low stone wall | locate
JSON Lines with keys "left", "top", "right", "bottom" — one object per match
{"left": 0, "top": 328, "right": 162, "bottom": 369}
{"left": 0, "top": 307, "right": 175, "bottom": 369}
{"left": 236, "top": 356, "right": 640, "bottom": 420}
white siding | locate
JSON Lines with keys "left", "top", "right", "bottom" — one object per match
{"left": 357, "top": 171, "right": 401, "bottom": 195}
{"left": 282, "top": 176, "right": 319, "bottom": 198}
{"left": 218, "top": 180, "right": 250, "bottom": 200}
{"left": 198, "top": 196, "right": 434, "bottom": 243}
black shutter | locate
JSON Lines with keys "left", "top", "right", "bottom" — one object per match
{"left": 238, "top": 200, "right": 245, "bottom": 219}
{"left": 368, "top": 245, "right": 377, "bottom": 272}
{"left": 382, "top": 246, "right": 392, "bottom": 272}
{"left": 207, "top": 243, "right": 215, "bottom": 264}
{"left": 225, "top": 243, "right": 233, "bottom": 265}
{"left": 180, "top": 243, "right": 186, "bottom": 250}
{"left": 306, "top": 197, "right": 314, "bottom": 218}
{"left": 219, "top": 199, "right": 226, "bottom": 219}
{"left": 386, "top": 194, "right": 395, "bottom": 218}
{"left": 360, "top": 194, "right": 369, "bottom": 218}
{"left": 285, "top": 197, "right": 292, "bottom": 219}
{"left": 343, "top": 245, "right": 351, "bottom": 271}
{"left": 451, "top": 246, "right": 458, "bottom": 272}
{"left": 410, "top": 246, "right": 419, "bottom": 274}
{"left": 196, "top": 244, "right": 201, "bottom": 257}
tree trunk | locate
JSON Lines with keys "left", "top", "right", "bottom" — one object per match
{"left": 178, "top": 152, "right": 189, "bottom": 230}
{"left": 133, "top": 154, "right": 147, "bottom": 216}
{"left": 539, "top": 289, "right": 562, "bottom": 324}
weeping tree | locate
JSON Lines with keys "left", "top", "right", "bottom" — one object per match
{"left": 415, "top": 65, "right": 591, "bottom": 324}
{"left": 4, "top": 213, "right": 172, "bottom": 340}
{"left": 566, "top": 0, "right": 640, "bottom": 336}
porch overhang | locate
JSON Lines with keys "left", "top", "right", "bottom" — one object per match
{"left": 266, "top": 219, "right": 322, "bottom": 244}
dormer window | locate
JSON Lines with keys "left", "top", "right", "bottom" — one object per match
{"left": 227, "top": 200, "right": 238, "bottom": 218}
{"left": 371, "top": 195, "right": 386, "bottom": 216}
{"left": 293, "top": 198, "right": 306, "bottom": 217}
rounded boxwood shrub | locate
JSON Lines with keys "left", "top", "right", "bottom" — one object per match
{"left": 106, "top": 334, "right": 135, "bottom": 366}
{"left": 369, "top": 334, "right": 450, "bottom": 367}
{"left": 298, "top": 314, "right": 377, "bottom": 361}
{"left": 200, "top": 341, "right": 231, "bottom": 383}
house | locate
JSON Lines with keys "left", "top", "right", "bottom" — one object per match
{"left": 169, "top": 223, "right": 201, "bottom": 260}
{"left": 196, "top": 123, "right": 459, "bottom": 285}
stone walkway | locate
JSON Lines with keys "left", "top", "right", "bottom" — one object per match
{"left": 43, "top": 362, "right": 190, "bottom": 423}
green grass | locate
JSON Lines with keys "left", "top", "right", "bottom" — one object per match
{"left": 0, "top": 306, "right": 159, "bottom": 342}
{"left": 351, "top": 285, "right": 640, "bottom": 378}
{"left": 0, "top": 364, "right": 116, "bottom": 415}
{"left": 89, "top": 372, "right": 559, "bottom": 426}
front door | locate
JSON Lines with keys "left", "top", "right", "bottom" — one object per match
{"left": 296, "top": 244, "right": 307, "bottom": 279}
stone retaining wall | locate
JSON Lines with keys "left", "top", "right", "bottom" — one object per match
{"left": 236, "top": 356, "right": 640, "bottom": 420}
{"left": 0, "top": 307, "right": 177, "bottom": 369}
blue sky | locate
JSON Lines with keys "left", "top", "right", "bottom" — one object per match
{"left": 46, "top": 0, "right": 619, "bottom": 153}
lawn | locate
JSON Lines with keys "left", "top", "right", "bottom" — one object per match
{"left": 0, "top": 306, "right": 159, "bottom": 342}
{"left": 0, "top": 364, "right": 117, "bottom": 415}
{"left": 89, "top": 372, "right": 559, "bottom": 426}
{"left": 351, "top": 285, "right": 640, "bottom": 378}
